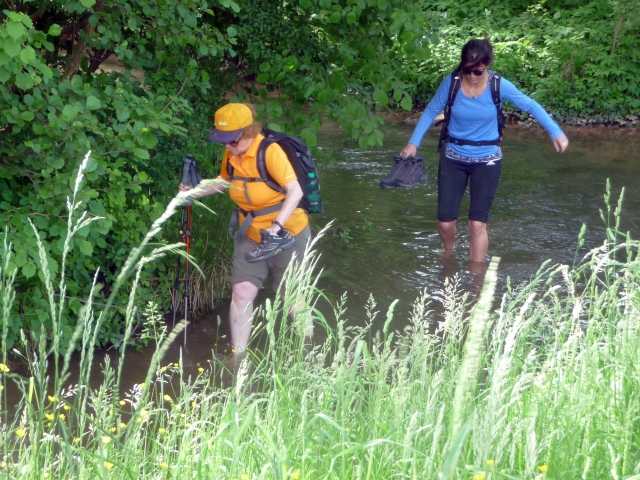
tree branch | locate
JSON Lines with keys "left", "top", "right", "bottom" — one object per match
{"left": 61, "top": 1, "right": 104, "bottom": 80}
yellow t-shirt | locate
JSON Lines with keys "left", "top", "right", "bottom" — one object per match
{"left": 220, "top": 134, "right": 309, "bottom": 243}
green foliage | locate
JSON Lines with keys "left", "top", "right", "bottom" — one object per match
{"left": 414, "top": 0, "right": 640, "bottom": 123}
{"left": 0, "top": 1, "right": 235, "bottom": 350}
{"left": 208, "top": 0, "right": 437, "bottom": 153}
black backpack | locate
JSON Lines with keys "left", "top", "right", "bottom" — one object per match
{"left": 226, "top": 128, "right": 320, "bottom": 213}
{"left": 437, "top": 71, "right": 505, "bottom": 152}
{"left": 226, "top": 129, "right": 321, "bottom": 240}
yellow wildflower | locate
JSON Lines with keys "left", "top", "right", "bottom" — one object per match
{"left": 73, "top": 437, "right": 81, "bottom": 443}
{"left": 0, "top": 460, "right": 7, "bottom": 468}
{"left": 101, "top": 436, "right": 111, "bottom": 445}
{"left": 160, "top": 366, "right": 167, "bottom": 372}
{"left": 139, "top": 383, "right": 146, "bottom": 389}
{"left": 487, "top": 459, "right": 494, "bottom": 466}
{"left": 43, "top": 473, "right": 50, "bottom": 478}
{"left": 104, "top": 461, "right": 114, "bottom": 470}
{"left": 15, "top": 428, "right": 27, "bottom": 438}
{"left": 0, "top": 385, "right": 3, "bottom": 390}
{"left": 174, "top": 363, "right": 179, "bottom": 367}
{"left": 63, "top": 405, "right": 71, "bottom": 411}
{"left": 185, "top": 422, "right": 191, "bottom": 428}
{"left": 231, "top": 349, "right": 236, "bottom": 354}
{"left": 290, "top": 470, "right": 301, "bottom": 480}
{"left": 160, "top": 462, "right": 169, "bottom": 469}
{"left": 108, "top": 409, "right": 114, "bottom": 415}
{"left": 119, "top": 400, "right": 126, "bottom": 406}
{"left": 58, "top": 413, "right": 66, "bottom": 421}
{"left": 241, "top": 475, "right": 249, "bottom": 480}
{"left": 0, "top": 363, "right": 9, "bottom": 373}
{"left": 538, "top": 465, "right": 548, "bottom": 473}
{"left": 163, "top": 435, "right": 169, "bottom": 441}
{"left": 180, "top": 413, "right": 186, "bottom": 419}
{"left": 198, "top": 367, "right": 205, "bottom": 373}
{"left": 109, "top": 427, "right": 117, "bottom": 433}
{"left": 164, "top": 394, "right": 172, "bottom": 402}
{"left": 158, "top": 428, "right": 166, "bottom": 434}
{"left": 119, "top": 422, "right": 127, "bottom": 429}
{"left": 45, "top": 413, "right": 55, "bottom": 421}
{"left": 473, "top": 473, "right": 486, "bottom": 480}
{"left": 191, "top": 401, "right": 198, "bottom": 408}
{"left": 174, "top": 404, "right": 182, "bottom": 411}
{"left": 47, "top": 395, "right": 56, "bottom": 402}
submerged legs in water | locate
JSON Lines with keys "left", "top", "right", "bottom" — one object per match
{"left": 437, "top": 219, "right": 489, "bottom": 263}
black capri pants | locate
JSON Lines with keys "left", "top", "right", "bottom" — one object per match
{"left": 437, "top": 152, "right": 502, "bottom": 223}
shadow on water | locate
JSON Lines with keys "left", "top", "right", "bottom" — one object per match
{"left": 6, "top": 123, "right": 640, "bottom": 403}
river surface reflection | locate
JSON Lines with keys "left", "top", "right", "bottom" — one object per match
{"left": 311, "top": 123, "right": 640, "bottom": 330}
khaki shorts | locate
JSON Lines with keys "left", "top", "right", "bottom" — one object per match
{"left": 230, "top": 225, "right": 311, "bottom": 292}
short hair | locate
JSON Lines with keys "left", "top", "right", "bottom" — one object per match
{"left": 239, "top": 104, "right": 262, "bottom": 138}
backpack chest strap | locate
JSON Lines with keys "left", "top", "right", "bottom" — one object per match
{"left": 228, "top": 201, "right": 285, "bottom": 241}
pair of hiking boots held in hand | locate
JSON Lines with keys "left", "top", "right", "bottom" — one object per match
{"left": 379, "top": 155, "right": 427, "bottom": 189}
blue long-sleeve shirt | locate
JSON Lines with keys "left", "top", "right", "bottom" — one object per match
{"left": 409, "top": 72, "right": 565, "bottom": 159}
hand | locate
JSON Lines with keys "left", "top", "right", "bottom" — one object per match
{"left": 178, "top": 182, "right": 193, "bottom": 192}
{"left": 266, "top": 223, "right": 281, "bottom": 235}
{"left": 400, "top": 143, "right": 417, "bottom": 158}
{"left": 553, "top": 135, "right": 569, "bottom": 153}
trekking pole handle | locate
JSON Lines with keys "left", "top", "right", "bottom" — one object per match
{"left": 182, "top": 154, "right": 196, "bottom": 187}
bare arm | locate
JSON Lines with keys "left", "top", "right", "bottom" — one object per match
{"left": 265, "top": 180, "right": 303, "bottom": 234}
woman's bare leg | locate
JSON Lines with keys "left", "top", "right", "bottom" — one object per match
{"left": 468, "top": 220, "right": 488, "bottom": 263}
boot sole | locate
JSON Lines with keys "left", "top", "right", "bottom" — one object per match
{"left": 245, "top": 238, "right": 296, "bottom": 263}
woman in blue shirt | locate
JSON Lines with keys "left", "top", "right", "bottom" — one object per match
{"left": 401, "top": 39, "right": 569, "bottom": 264}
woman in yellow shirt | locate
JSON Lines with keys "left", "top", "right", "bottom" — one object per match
{"left": 179, "top": 103, "right": 311, "bottom": 356}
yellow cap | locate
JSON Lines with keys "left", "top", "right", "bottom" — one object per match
{"left": 213, "top": 103, "right": 253, "bottom": 131}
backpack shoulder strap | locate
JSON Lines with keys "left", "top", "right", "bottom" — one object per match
{"left": 438, "top": 71, "right": 462, "bottom": 152}
{"left": 490, "top": 72, "right": 505, "bottom": 138}
{"left": 448, "top": 71, "right": 462, "bottom": 108}
{"left": 256, "top": 135, "right": 285, "bottom": 193}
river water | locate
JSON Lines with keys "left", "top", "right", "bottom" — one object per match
{"left": 312, "top": 123, "right": 640, "bottom": 329}
{"left": 4, "top": 124, "right": 640, "bottom": 405}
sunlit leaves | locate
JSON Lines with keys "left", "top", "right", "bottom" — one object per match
{"left": 3, "top": 38, "right": 21, "bottom": 58}
{"left": 6, "top": 21, "right": 27, "bottom": 40}
{"left": 20, "top": 47, "right": 36, "bottom": 63}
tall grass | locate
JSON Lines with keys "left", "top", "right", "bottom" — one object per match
{"left": 1, "top": 157, "right": 639, "bottom": 479}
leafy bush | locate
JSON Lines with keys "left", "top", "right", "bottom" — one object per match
{"left": 0, "top": 2, "right": 233, "bottom": 350}
{"left": 413, "top": 0, "right": 640, "bottom": 124}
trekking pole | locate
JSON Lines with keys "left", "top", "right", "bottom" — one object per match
{"left": 172, "top": 154, "right": 202, "bottom": 349}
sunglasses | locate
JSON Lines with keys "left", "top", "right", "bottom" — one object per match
{"left": 462, "top": 67, "right": 486, "bottom": 76}
{"left": 224, "top": 139, "right": 240, "bottom": 147}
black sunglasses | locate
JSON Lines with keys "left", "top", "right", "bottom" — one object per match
{"left": 225, "top": 140, "right": 239, "bottom": 147}
{"left": 462, "top": 67, "right": 486, "bottom": 76}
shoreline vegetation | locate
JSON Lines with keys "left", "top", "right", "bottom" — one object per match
{"left": 1, "top": 158, "right": 639, "bottom": 479}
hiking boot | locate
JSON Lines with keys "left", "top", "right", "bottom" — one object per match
{"left": 396, "top": 156, "right": 426, "bottom": 188}
{"left": 379, "top": 155, "right": 410, "bottom": 189}
{"left": 245, "top": 228, "right": 296, "bottom": 263}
